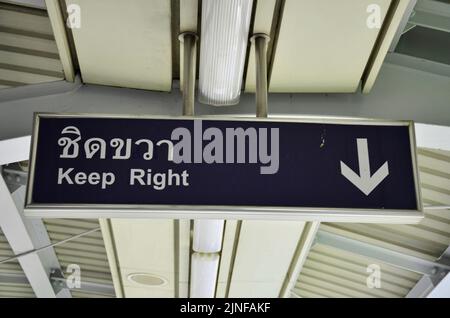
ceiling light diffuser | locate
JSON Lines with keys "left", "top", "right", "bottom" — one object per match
{"left": 198, "top": 0, "right": 254, "bottom": 106}
{"left": 193, "top": 219, "right": 224, "bottom": 253}
{"left": 190, "top": 253, "right": 220, "bottom": 298}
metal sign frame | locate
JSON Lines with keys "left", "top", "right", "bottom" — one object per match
{"left": 24, "top": 113, "right": 423, "bottom": 223}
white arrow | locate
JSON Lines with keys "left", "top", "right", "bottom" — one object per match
{"left": 340, "top": 138, "right": 389, "bottom": 196}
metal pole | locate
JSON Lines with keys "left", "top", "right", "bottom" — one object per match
{"left": 179, "top": 32, "right": 198, "bottom": 116}
{"left": 178, "top": 32, "right": 198, "bottom": 298}
{"left": 251, "top": 34, "right": 270, "bottom": 118}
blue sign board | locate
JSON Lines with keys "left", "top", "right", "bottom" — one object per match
{"left": 25, "top": 114, "right": 422, "bottom": 222}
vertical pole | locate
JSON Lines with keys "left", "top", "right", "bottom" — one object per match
{"left": 179, "top": 33, "right": 198, "bottom": 116}
{"left": 178, "top": 32, "right": 198, "bottom": 298}
{"left": 252, "top": 34, "right": 270, "bottom": 118}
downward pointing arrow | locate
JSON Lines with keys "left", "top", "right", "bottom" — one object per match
{"left": 340, "top": 138, "right": 389, "bottom": 196}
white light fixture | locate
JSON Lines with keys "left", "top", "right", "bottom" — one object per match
{"left": 190, "top": 253, "right": 220, "bottom": 298}
{"left": 198, "top": 0, "right": 254, "bottom": 106}
{"left": 193, "top": 219, "right": 225, "bottom": 253}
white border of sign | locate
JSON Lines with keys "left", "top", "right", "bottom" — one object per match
{"left": 24, "top": 113, "right": 423, "bottom": 223}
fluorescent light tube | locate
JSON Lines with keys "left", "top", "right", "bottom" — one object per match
{"left": 193, "top": 219, "right": 225, "bottom": 253}
{"left": 198, "top": 0, "right": 254, "bottom": 106}
{"left": 190, "top": 253, "right": 220, "bottom": 298}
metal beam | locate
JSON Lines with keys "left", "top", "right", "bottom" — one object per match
{"left": 407, "top": 245, "right": 450, "bottom": 297}
{"left": 0, "top": 75, "right": 81, "bottom": 104}
{"left": 0, "top": 136, "right": 31, "bottom": 166}
{"left": 0, "top": 177, "right": 66, "bottom": 297}
{"left": 279, "top": 221, "right": 320, "bottom": 297}
{"left": 407, "top": 269, "right": 450, "bottom": 298}
{"left": 406, "top": 275, "right": 435, "bottom": 297}
{"left": 45, "top": 0, "right": 76, "bottom": 81}
{"left": 389, "top": 0, "right": 417, "bottom": 52}
{"left": 1, "top": 150, "right": 70, "bottom": 298}
{"left": 362, "top": 0, "right": 416, "bottom": 93}
{"left": 427, "top": 273, "right": 450, "bottom": 298}
{"left": 98, "top": 219, "right": 124, "bottom": 298}
{"left": 315, "top": 230, "right": 450, "bottom": 276}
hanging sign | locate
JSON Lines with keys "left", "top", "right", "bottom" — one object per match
{"left": 25, "top": 113, "right": 422, "bottom": 222}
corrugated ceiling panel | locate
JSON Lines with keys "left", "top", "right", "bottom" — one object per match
{"left": 0, "top": 231, "right": 35, "bottom": 298}
{"left": 269, "top": 0, "right": 391, "bottom": 92}
{"left": 0, "top": 2, "right": 64, "bottom": 89}
{"left": 295, "top": 148, "right": 450, "bottom": 297}
{"left": 68, "top": 0, "right": 172, "bottom": 91}
{"left": 43, "top": 218, "right": 115, "bottom": 298}
{"left": 294, "top": 244, "right": 421, "bottom": 298}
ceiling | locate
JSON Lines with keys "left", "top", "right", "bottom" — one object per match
{"left": 0, "top": 0, "right": 449, "bottom": 298}
{"left": 2, "top": 0, "right": 439, "bottom": 94}
{"left": 0, "top": 218, "right": 115, "bottom": 298}
{"left": 0, "top": 2, "right": 64, "bottom": 88}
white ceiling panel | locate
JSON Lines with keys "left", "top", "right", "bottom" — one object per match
{"left": 110, "top": 219, "right": 175, "bottom": 298}
{"left": 68, "top": 0, "right": 172, "bottom": 91}
{"left": 269, "top": 0, "right": 391, "bottom": 92}
{"left": 227, "top": 220, "right": 305, "bottom": 297}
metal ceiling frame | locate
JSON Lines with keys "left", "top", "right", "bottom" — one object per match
{"left": 279, "top": 221, "right": 320, "bottom": 297}
{"left": 0, "top": 176, "right": 70, "bottom": 297}
{"left": 362, "top": 0, "right": 416, "bottom": 93}
{"left": 98, "top": 219, "right": 124, "bottom": 298}
{"left": 315, "top": 230, "right": 450, "bottom": 277}
{"left": 0, "top": 135, "right": 72, "bottom": 298}
{"left": 407, "top": 245, "right": 450, "bottom": 297}
{"left": 44, "top": 0, "right": 75, "bottom": 82}
{"left": 0, "top": 136, "right": 31, "bottom": 166}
